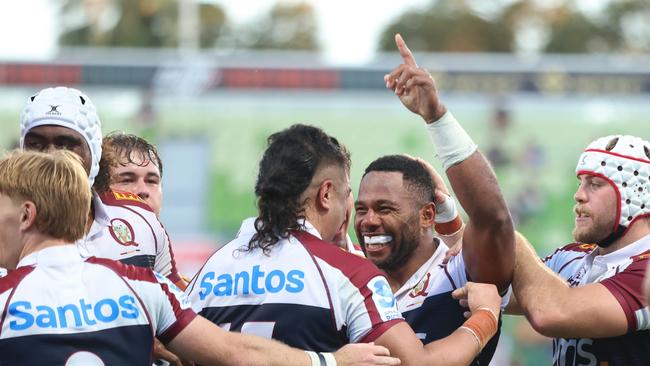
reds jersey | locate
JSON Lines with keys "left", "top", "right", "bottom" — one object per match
{"left": 544, "top": 235, "right": 650, "bottom": 366}
{"left": 77, "top": 190, "right": 181, "bottom": 284}
{"left": 0, "top": 245, "right": 196, "bottom": 365}
{"left": 395, "top": 238, "right": 505, "bottom": 366}
{"left": 186, "top": 218, "right": 404, "bottom": 351}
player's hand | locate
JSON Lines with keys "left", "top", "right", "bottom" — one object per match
{"left": 409, "top": 156, "right": 450, "bottom": 197}
{"left": 153, "top": 338, "right": 193, "bottom": 366}
{"left": 334, "top": 342, "right": 401, "bottom": 366}
{"left": 384, "top": 34, "right": 446, "bottom": 124}
{"left": 451, "top": 282, "right": 501, "bottom": 319}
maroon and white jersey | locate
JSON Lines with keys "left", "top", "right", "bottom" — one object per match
{"left": 544, "top": 234, "right": 650, "bottom": 366}
{"left": 186, "top": 218, "right": 404, "bottom": 351}
{"left": 396, "top": 239, "right": 507, "bottom": 366}
{"left": 0, "top": 245, "right": 196, "bottom": 365}
{"left": 77, "top": 190, "right": 181, "bottom": 284}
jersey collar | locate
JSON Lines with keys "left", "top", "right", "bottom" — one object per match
{"left": 393, "top": 237, "right": 446, "bottom": 298}
{"left": 588, "top": 233, "right": 650, "bottom": 264}
{"left": 17, "top": 245, "right": 84, "bottom": 269}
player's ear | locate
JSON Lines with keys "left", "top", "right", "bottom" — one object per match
{"left": 420, "top": 202, "right": 435, "bottom": 228}
{"left": 19, "top": 201, "right": 38, "bottom": 232}
{"left": 317, "top": 179, "right": 334, "bottom": 211}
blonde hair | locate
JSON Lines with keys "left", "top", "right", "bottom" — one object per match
{"left": 0, "top": 150, "right": 91, "bottom": 242}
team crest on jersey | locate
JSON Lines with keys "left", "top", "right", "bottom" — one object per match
{"left": 109, "top": 219, "right": 137, "bottom": 246}
{"left": 409, "top": 272, "right": 430, "bottom": 298}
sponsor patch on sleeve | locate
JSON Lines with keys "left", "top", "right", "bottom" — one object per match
{"left": 367, "top": 276, "right": 402, "bottom": 321}
{"left": 113, "top": 191, "right": 146, "bottom": 203}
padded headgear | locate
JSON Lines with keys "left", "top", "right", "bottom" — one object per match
{"left": 20, "top": 87, "right": 102, "bottom": 186}
{"left": 576, "top": 135, "right": 650, "bottom": 246}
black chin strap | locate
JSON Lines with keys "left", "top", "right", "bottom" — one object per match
{"left": 597, "top": 225, "right": 627, "bottom": 248}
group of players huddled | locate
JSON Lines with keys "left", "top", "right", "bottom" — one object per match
{"left": 0, "top": 34, "right": 649, "bottom": 366}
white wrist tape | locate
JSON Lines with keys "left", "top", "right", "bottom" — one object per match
{"left": 305, "top": 351, "right": 320, "bottom": 366}
{"left": 426, "top": 111, "right": 478, "bottom": 170}
{"left": 321, "top": 352, "right": 337, "bottom": 366}
{"left": 305, "top": 351, "right": 337, "bottom": 366}
{"left": 435, "top": 194, "right": 458, "bottom": 224}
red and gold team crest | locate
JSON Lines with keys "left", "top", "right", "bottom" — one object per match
{"left": 109, "top": 218, "right": 138, "bottom": 247}
{"left": 409, "top": 273, "right": 431, "bottom": 298}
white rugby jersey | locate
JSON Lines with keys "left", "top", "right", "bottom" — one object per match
{"left": 186, "top": 218, "right": 404, "bottom": 351}
{"left": 544, "top": 235, "right": 650, "bottom": 366}
{"left": 395, "top": 238, "right": 506, "bottom": 366}
{"left": 77, "top": 190, "right": 181, "bottom": 285}
{"left": 0, "top": 245, "right": 196, "bottom": 365}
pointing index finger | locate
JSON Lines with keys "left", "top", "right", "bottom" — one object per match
{"left": 395, "top": 33, "right": 417, "bottom": 67}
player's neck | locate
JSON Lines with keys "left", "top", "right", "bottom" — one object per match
{"left": 385, "top": 235, "right": 438, "bottom": 292}
{"left": 19, "top": 234, "right": 69, "bottom": 264}
{"left": 598, "top": 221, "right": 650, "bottom": 255}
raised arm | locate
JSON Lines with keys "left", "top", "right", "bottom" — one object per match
{"left": 385, "top": 34, "right": 514, "bottom": 292}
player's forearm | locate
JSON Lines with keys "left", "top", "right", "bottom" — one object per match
{"left": 449, "top": 152, "right": 514, "bottom": 290}
{"left": 421, "top": 329, "right": 483, "bottom": 366}
{"left": 446, "top": 152, "right": 511, "bottom": 227}
{"left": 512, "top": 233, "right": 572, "bottom": 334}
{"left": 224, "top": 333, "right": 310, "bottom": 366}
{"left": 170, "top": 317, "right": 310, "bottom": 366}
{"left": 429, "top": 117, "right": 514, "bottom": 291}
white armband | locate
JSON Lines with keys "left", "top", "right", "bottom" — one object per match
{"left": 426, "top": 111, "right": 478, "bottom": 170}
{"left": 305, "top": 351, "right": 337, "bottom": 366}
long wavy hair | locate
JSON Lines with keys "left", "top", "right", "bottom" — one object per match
{"left": 248, "top": 124, "right": 350, "bottom": 254}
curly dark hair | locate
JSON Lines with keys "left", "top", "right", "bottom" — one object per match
{"left": 249, "top": 124, "right": 351, "bottom": 254}
{"left": 93, "top": 132, "right": 163, "bottom": 193}
{"left": 363, "top": 155, "right": 435, "bottom": 204}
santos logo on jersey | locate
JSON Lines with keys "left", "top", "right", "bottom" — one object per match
{"left": 8, "top": 295, "right": 140, "bottom": 330}
{"left": 198, "top": 265, "right": 305, "bottom": 300}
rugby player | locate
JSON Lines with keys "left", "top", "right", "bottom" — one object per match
{"left": 354, "top": 34, "right": 514, "bottom": 365}
{"left": 187, "top": 123, "right": 504, "bottom": 366}
{"left": 19, "top": 87, "right": 184, "bottom": 288}
{"left": 502, "top": 135, "right": 650, "bottom": 365}
{"left": 0, "top": 149, "right": 399, "bottom": 366}
{"left": 94, "top": 132, "right": 164, "bottom": 217}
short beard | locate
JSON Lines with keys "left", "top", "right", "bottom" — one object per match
{"left": 377, "top": 215, "right": 420, "bottom": 272}
{"left": 572, "top": 222, "right": 611, "bottom": 244}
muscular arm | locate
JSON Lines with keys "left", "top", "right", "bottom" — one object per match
{"left": 169, "top": 317, "right": 399, "bottom": 366}
{"left": 373, "top": 322, "right": 480, "bottom": 366}
{"left": 448, "top": 151, "right": 514, "bottom": 293}
{"left": 512, "top": 233, "right": 628, "bottom": 338}
{"left": 169, "top": 316, "right": 311, "bottom": 366}
{"left": 385, "top": 33, "right": 514, "bottom": 292}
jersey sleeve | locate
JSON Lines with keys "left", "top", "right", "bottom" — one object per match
{"left": 89, "top": 258, "right": 197, "bottom": 344}
{"left": 600, "top": 257, "right": 650, "bottom": 332}
{"left": 345, "top": 273, "right": 404, "bottom": 343}
{"left": 145, "top": 271, "right": 197, "bottom": 344}
{"left": 153, "top": 221, "right": 182, "bottom": 286}
{"left": 543, "top": 243, "right": 595, "bottom": 277}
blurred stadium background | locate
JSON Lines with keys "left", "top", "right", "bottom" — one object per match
{"left": 2, "top": 0, "right": 650, "bottom": 364}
